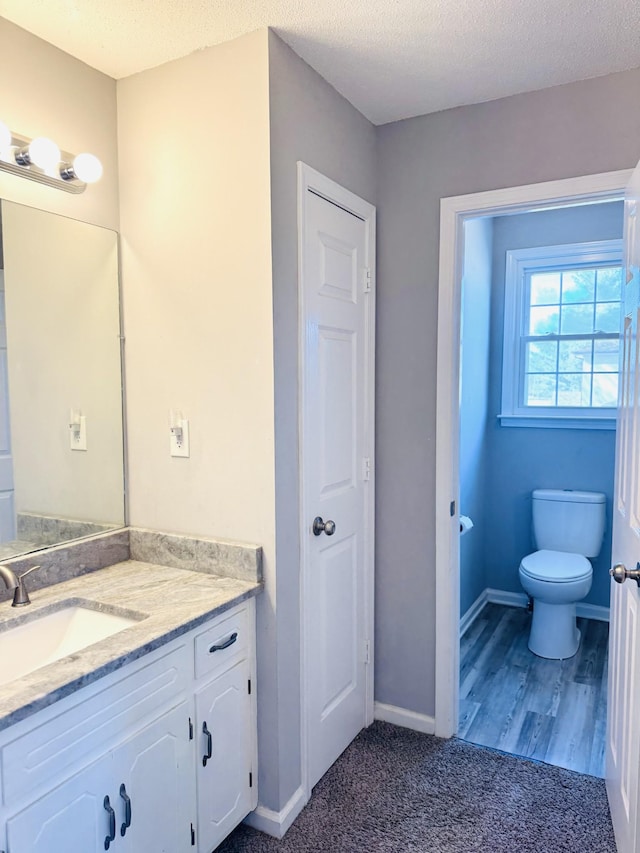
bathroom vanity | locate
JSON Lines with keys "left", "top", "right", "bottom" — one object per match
{"left": 0, "top": 551, "right": 260, "bottom": 853}
{"left": 0, "top": 200, "right": 262, "bottom": 852}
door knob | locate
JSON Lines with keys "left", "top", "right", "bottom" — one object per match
{"left": 313, "top": 516, "right": 336, "bottom": 536}
{"left": 610, "top": 563, "right": 640, "bottom": 587}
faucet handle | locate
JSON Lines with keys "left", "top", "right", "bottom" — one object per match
{"left": 12, "top": 566, "right": 41, "bottom": 607}
{"left": 18, "top": 565, "right": 40, "bottom": 580}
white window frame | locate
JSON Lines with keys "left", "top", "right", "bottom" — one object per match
{"left": 500, "top": 238, "right": 623, "bottom": 430}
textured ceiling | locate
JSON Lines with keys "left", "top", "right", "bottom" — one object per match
{"left": 2, "top": 0, "right": 640, "bottom": 125}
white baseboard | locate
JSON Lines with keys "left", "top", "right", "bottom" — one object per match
{"left": 486, "top": 588, "right": 528, "bottom": 608}
{"left": 485, "top": 587, "right": 609, "bottom": 622}
{"left": 243, "top": 786, "right": 307, "bottom": 839}
{"left": 460, "top": 589, "right": 489, "bottom": 637}
{"left": 576, "top": 602, "right": 610, "bottom": 622}
{"left": 460, "top": 587, "right": 610, "bottom": 637}
{"left": 374, "top": 701, "right": 436, "bottom": 735}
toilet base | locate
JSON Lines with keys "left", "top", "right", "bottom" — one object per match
{"left": 528, "top": 600, "right": 581, "bottom": 659}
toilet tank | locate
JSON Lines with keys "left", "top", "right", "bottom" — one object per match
{"left": 532, "top": 489, "right": 606, "bottom": 557}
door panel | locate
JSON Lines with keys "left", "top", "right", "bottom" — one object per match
{"left": 6, "top": 758, "right": 112, "bottom": 853}
{"left": 195, "top": 661, "right": 252, "bottom": 853}
{"left": 114, "top": 701, "right": 193, "bottom": 853}
{"left": 607, "top": 157, "right": 640, "bottom": 853}
{"left": 302, "top": 186, "right": 371, "bottom": 790}
{"left": 318, "top": 534, "right": 358, "bottom": 720}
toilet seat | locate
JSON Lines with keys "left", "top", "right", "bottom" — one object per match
{"left": 520, "top": 549, "right": 591, "bottom": 583}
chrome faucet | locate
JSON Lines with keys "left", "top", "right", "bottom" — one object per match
{"left": 0, "top": 564, "right": 41, "bottom": 607}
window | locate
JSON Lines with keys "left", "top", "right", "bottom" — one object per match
{"left": 500, "top": 239, "right": 623, "bottom": 429}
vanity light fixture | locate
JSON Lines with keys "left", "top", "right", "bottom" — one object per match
{"left": 0, "top": 121, "right": 102, "bottom": 194}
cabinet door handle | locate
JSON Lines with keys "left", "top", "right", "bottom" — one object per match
{"left": 202, "top": 722, "right": 213, "bottom": 766}
{"left": 209, "top": 632, "right": 238, "bottom": 653}
{"left": 103, "top": 795, "right": 116, "bottom": 850}
{"left": 119, "top": 783, "right": 132, "bottom": 836}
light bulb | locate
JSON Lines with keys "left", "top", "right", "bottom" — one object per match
{"left": 72, "top": 152, "right": 102, "bottom": 183}
{"left": 0, "top": 121, "right": 11, "bottom": 155}
{"left": 28, "top": 136, "right": 61, "bottom": 171}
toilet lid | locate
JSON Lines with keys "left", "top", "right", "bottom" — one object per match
{"left": 520, "top": 549, "right": 592, "bottom": 582}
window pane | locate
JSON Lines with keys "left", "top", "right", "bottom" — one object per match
{"left": 530, "top": 273, "right": 560, "bottom": 305}
{"left": 559, "top": 339, "right": 592, "bottom": 372}
{"left": 525, "top": 374, "right": 556, "bottom": 406}
{"left": 529, "top": 306, "right": 559, "bottom": 335}
{"left": 595, "top": 302, "right": 621, "bottom": 333}
{"left": 593, "top": 339, "right": 619, "bottom": 373}
{"left": 592, "top": 374, "right": 618, "bottom": 407}
{"left": 561, "top": 304, "right": 593, "bottom": 334}
{"left": 562, "top": 269, "right": 595, "bottom": 303}
{"left": 596, "top": 267, "right": 622, "bottom": 302}
{"left": 526, "top": 341, "right": 557, "bottom": 373}
{"left": 558, "top": 373, "right": 591, "bottom": 406}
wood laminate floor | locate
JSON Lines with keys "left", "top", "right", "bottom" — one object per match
{"left": 459, "top": 603, "right": 608, "bottom": 778}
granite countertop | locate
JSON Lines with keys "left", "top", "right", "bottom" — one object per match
{"left": 0, "top": 560, "right": 261, "bottom": 731}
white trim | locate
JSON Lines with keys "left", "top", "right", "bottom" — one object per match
{"left": 435, "top": 169, "right": 632, "bottom": 739}
{"left": 374, "top": 702, "right": 436, "bottom": 735}
{"left": 486, "top": 588, "right": 529, "bottom": 608}
{"left": 244, "top": 786, "right": 307, "bottom": 839}
{"left": 498, "top": 415, "right": 616, "bottom": 430}
{"left": 577, "top": 601, "right": 611, "bottom": 622}
{"left": 485, "top": 588, "right": 610, "bottom": 621}
{"left": 461, "top": 588, "right": 610, "bottom": 637}
{"left": 460, "top": 589, "right": 489, "bottom": 637}
{"left": 500, "top": 239, "right": 623, "bottom": 422}
{"left": 297, "top": 163, "right": 376, "bottom": 802}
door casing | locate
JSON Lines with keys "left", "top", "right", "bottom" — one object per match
{"left": 297, "top": 162, "right": 376, "bottom": 800}
{"left": 435, "top": 169, "right": 633, "bottom": 738}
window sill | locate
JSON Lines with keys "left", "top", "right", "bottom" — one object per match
{"left": 498, "top": 414, "right": 616, "bottom": 430}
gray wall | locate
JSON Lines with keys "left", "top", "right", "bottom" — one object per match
{"left": 267, "top": 31, "right": 377, "bottom": 811}
{"left": 459, "top": 217, "right": 493, "bottom": 616}
{"left": 484, "top": 202, "right": 622, "bottom": 609}
{"left": 375, "top": 67, "right": 640, "bottom": 717}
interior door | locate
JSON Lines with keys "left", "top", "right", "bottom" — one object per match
{"left": 302, "top": 184, "right": 373, "bottom": 790}
{"left": 607, "top": 158, "right": 640, "bottom": 853}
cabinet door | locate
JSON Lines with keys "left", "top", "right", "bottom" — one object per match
{"left": 195, "top": 660, "right": 253, "bottom": 853}
{"left": 114, "top": 700, "right": 195, "bottom": 853}
{"left": 6, "top": 757, "right": 114, "bottom": 853}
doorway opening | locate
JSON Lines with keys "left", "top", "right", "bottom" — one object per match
{"left": 457, "top": 202, "right": 622, "bottom": 776}
{"left": 434, "top": 170, "right": 633, "bottom": 776}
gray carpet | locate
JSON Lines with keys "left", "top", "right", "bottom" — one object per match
{"left": 217, "top": 721, "right": 616, "bottom": 852}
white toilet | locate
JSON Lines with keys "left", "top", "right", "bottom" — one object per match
{"left": 518, "top": 489, "right": 606, "bottom": 660}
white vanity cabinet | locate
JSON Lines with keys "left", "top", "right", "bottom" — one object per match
{"left": 0, "top": 597, "right": 257, "bottom": 853}
{"left": 5, "top": 702, "right": 193, "bottom": 853}
{"left": 193, "top": 603, "right": 257, "bottom": 853}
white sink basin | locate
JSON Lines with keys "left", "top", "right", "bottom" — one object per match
{"left": 0, "top": 604, "right": 141, "bottom": 687}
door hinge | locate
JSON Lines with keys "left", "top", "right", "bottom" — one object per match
{"left": 249, "top": 771, "right": 253, "bottom": 788}
{"left": 190, "top": 823, "right": 196, "bottom": 846}
{"left": 363, "top": 456, "right": 372, "bottom": 481}
{"left": 363, "top": 267, "right": 372, "bottom": 293}
{"left": 188, "top": 717, "right": 193, "bottom": 740}
{"left": 364, "top": 639, "right": 371, "bottom": 665}
{"left": 248, "top": 678, "right": 252, "bottom": 695}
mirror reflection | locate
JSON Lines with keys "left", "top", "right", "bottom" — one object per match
{"left": 0, "top": 201, "right": 125, "bottom": 559}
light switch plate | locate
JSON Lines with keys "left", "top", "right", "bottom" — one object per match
{"left": 69, "top": 415, "right": 87, "bottom": 451}
{"left": 170, "top": 419, "right": 190, "bottom": 458}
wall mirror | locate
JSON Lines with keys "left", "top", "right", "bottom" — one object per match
{"left": 0, "top": 200, "right": 125, "bottom": 560}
